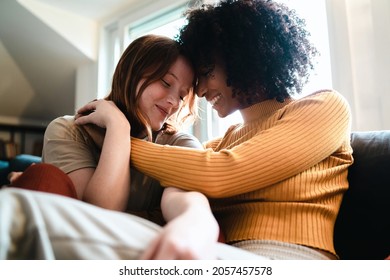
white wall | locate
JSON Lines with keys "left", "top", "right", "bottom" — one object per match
{"left": 18, "top": 0, "right": 98, "bottom": 60}
{"left": 0, "top": 41, "right": 36, "bottom": 119}
{"left": 75, "top": 62, "right": 98, "bottom": 110}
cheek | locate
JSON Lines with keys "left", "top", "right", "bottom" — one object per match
{"left": 138, "top": 95, "right": 148, "bottom": 113}
{"left": 143, "top": 84, "right": 166, "bottom": 102}
{"left": 139, "top": 88, "right": 156, "bottom": 109}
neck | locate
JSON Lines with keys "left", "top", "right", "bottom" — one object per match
{"left": 239, "top": 97, "right": 292, "bottom": 123}
{"left": 136, "top": 130, "right": 160, "bottom": 141}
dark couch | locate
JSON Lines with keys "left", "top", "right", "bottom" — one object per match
{"left": 1, "top": 131, "right": 389, "bottom": 259}
{"left": 334, "top": 130, "right": 390, "bottom": 260}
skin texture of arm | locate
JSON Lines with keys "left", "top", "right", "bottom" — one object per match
{"left": 130, "top": 90, "right": 353, "bottom": 197}
{"left": 140, "top": 187, "right": 219, "bottom": 259}
{"left": 140, "top": 132, "right": 219, "bottom": 259}
{"left": 71, "top": 100, "right": 131, "bottom": 211}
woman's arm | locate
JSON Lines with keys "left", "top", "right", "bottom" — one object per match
{"left": 71, "top": 100, "right": 131, "bottom": 211}
{"left": 130, "top": 90, "right": 353, "bottom": 197}
{"left": 140, "top": 187, "right": 219, "bottom": 259}
{"left": 140, "top": 131, "right": 218, "bottom": 259}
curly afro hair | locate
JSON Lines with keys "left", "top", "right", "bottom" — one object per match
{"left": 178, "top": 0, "right": 319, "bottom": 106}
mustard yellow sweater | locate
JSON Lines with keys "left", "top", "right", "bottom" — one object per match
{"left": 131, "top": 90, "right": 353, "bottom": 256}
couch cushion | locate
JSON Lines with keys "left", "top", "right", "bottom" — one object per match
{"left": 334, "top": 130, "right": 390, "bottom": 259}
{"left": 8, "top": 154, "right": 42, "bottom": 172}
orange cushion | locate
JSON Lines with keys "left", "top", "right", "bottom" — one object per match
{"left": 10, "top": 163, "right": 78, "bottom": 199}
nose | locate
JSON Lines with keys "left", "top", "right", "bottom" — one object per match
{"left": 166, "top": 93, "right": 180, "bottom": 108}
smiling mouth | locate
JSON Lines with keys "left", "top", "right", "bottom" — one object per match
{"left": 156, "top": 105, "right": 168, "bottom": 116}
{"left": 209, "top": 94, "right": 222, "bottom": 106}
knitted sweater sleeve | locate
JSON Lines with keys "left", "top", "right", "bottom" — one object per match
{"left": 131, "top": 91, "right": 352, "bottom": 198}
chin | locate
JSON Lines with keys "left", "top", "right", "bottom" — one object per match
{"left": 152, "top": 124, "right": 164, "bottom": 131}
{"left": 217, "top": 111, "right": 229, "bottom": 118}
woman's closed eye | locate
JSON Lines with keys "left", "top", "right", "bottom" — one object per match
{"left": 199, "top": 66, "right": 215, "bottom": 78}
{"left": 202, "top": 70, "right": 212, "bottom": 77}
{"left": 161, "top": 79, "right": 170, "bottom": 87}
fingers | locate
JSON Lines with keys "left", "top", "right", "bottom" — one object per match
{"left": 140, "top": 237, "right": 184, "bottom": 260}
{"left": 139, "top": 236, "right": 161, "bottom": 260}
{"left": 74, "top": 99, "right": 115, "bottom": 119}
{"left": 140, "top": 235, "right": 199, "bottom": 260}
{"left": 74, "top": 100, "right": 100, "bottom": 125}
{"left": 7, "top": 171, "right": 22, "bottom": 184}
{"left": 74, "top": 113, "right": 93, "bottom": 125}
{"left": 76, "top": 100, "right": 97, "bottom": 115}
{"left": 74, "top": 99, "right": 128, "bottom": 129}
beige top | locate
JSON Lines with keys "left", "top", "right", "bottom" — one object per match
{"left": 130, "top": 90, "right": 353, "bottom": 256}
{"left": 42, "top": 115, "right": 202, "bottom": 224}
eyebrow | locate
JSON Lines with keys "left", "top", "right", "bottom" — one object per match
{"left": 166, "top": 72, "right": 192, "bottom": 93}
{"left": 167, "top": 72, "right": 179, "bottom": 81}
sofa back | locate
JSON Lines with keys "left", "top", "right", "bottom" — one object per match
{"left": 334, "top": 130, "right": 390, "bottom": 259}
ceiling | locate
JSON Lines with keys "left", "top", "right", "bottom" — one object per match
{"left": 0, "top": 0, "right": 142, "bottom": 125}
{"left": 31, "top": 0, "right": 140, "bottom": 21}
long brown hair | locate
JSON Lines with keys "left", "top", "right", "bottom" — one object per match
{"left": 105, "top": 34, "right": 198, "bottom": 140}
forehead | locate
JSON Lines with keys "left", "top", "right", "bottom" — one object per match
{"left": 169, "top": 55, "right": 193, "bottom": 70}
{"left": 167, "top": 56, "right": 194, "bottom": 82}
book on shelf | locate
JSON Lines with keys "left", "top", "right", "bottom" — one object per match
{"left": 0, "top": 140, "right": 18, "bottom": 160}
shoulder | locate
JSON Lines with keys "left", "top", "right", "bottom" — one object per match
{"left": 156, "top": 132, "right": 203, "bottom": 149}
{"left": 301, "top": 89, "right": 349, "bottom": 105}
{"left": 45, "top": 115, "right": 75, "bottom": 137}
{"left": 45, "top": 115, "right": 90, "bottom": 143}
{"left": 47, "top": 115, "right": 75, "bottom": 127}
{"left": 284, "top": 89, "right": 352, "bottom": 132}
{"left": 291, "top": 89, "right": 351, "bottom": 114}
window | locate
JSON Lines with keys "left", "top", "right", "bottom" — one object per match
{"left": 125, "top": 7, "right": 187, "bottom": 45}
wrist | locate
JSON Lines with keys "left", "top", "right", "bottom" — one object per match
{"left": 187, "top": 205, "right": 219, "bottom": 235}
{"left": 106, "top": 119, "right": 130, "bottom": 135}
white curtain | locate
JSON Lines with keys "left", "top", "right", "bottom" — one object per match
{"left": 326, "top": 0, "right": 390, "bottom": 131}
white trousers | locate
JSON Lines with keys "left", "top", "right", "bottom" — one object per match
{"left": 0, "top": 188, "right": 263, "bottom": 260}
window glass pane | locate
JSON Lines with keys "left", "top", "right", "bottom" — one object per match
{"left": 126, "top": 5, "right": 186, "bottom": 44}
{"left": 144, "top": 17, "right": 186, "bottom": 39}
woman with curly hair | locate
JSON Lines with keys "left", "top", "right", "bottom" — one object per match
{"left": 124, "top": 0, "right": 353, "bottom": 259}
